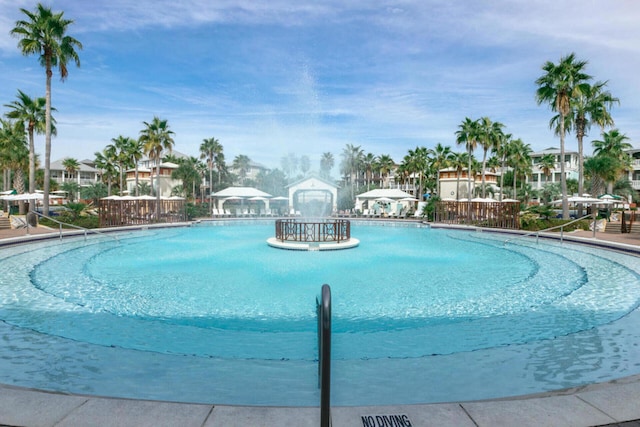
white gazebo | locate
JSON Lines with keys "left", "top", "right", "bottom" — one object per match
{"left": 212, "top": 187, "right": 273, "bottom": 210}
{"left": 355, "top": 189, "right": 416, "bottom": 212}
{"left": 286, "top": 175, "right": 339, "bottom": 217}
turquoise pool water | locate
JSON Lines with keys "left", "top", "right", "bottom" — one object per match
{"left": 0, "top": 221, "right": 640, "bottom": 405}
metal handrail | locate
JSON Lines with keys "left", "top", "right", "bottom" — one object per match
{"left": 29, "top": 210, "right": 118, "bottom": 242}
{"left": 316, "top": 284, "right": 331, "bottom": 427}
{"left": 504, "top": 213, "right": 596, "bottom": 246}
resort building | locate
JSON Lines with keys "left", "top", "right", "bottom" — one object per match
{"left": 49, "top": 158, "right": 101, "bottom": 187}
{"left": 627, "top": 148, "right": 640, "bottom": 194}
{"left": 125, "top": 162, "right": 181, "bottom": 198}
{"left": 230, "top": 160, "right": 269, "bottom": 185}
{"left": 438, "top": 168, "right": 500, "bottom": 200}
{"left": 527, "top": 147, "right": 579, "bottom": 191}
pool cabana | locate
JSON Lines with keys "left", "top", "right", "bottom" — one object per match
{"left": 212, "top": 187, "right": 273, "bottom": 216}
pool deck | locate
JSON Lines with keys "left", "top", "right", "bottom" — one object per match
{"left": 1, "top": 222, "right": 640, "bottom": 426}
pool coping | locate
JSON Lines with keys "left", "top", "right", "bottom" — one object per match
{"left": 1, "top": 220, "right": 640, "bottom": 426}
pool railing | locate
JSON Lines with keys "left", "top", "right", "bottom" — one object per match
{"left": 504, "top": 213, "right": 596, "bottom": 246}
{"left": 316, "top": 284, "right": 332, "bottom": 427}
{"left": 29, "top": 210, "right": 119, "bottom": 242}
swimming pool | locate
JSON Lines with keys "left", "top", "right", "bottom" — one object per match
{"left": 0, "top": 221, "right": 639, "bottom": 406}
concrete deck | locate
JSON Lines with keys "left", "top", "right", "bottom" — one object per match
{"left": 1, "top": 222, "right": 640, "bottom": 426}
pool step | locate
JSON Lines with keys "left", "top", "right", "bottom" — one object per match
{"left": 0, "top": 216, "right": 10, "bottom": 230}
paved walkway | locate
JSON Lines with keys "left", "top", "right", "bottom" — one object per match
{"left": 1, "top": 222, "right": 639, "bottom": 426}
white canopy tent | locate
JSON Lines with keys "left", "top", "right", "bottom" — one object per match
{"left": 212, "top": 187, "right": 273, "bottom": 210}
{"left": 355, "top": 189, "right": 416, "bottom": 212}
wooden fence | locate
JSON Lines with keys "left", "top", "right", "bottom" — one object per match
{"left": 99, "top": 198, "right": 186, "bottom": 227}
{"left": 433, "top": 201, "right": 520, "bottom": 229}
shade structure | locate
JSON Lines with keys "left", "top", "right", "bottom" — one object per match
{"left": 471, "top": 197, "right": 497, "bottom": 202}
{"left": 0, "top": 192, "right": 63, "bottom": 201}
{"left": 551, "top": 196, "right": 607, "bottom": 205}
{"left": 399, "top": 197, "right": 418, "bottom": 202}
{"left": 213, "top": 186, "right": 272, "bottom": 199}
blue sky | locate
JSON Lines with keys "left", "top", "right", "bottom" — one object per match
{"left": 1, "top": 0, "right": 639, "bottom": 171}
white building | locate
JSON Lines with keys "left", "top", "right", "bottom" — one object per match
{"left": 528, "top": 147, "right": 579, "bottom": 191}
{"left": 49, "top": 158, "right": 101, "bottom": 187}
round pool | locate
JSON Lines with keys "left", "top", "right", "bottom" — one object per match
{"left": 0, "top": 221, "right": 639, "bottom": 406}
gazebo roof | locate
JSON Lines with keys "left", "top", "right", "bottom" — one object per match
{"left": 356, "top": 189, "right": 415, "bottom": 199}
{"left": 213, "top": 186, "right": 273, "bottom": 198}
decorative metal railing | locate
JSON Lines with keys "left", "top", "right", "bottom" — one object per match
{"left": 275, "top": 219, "right": 350, "bottom": 243}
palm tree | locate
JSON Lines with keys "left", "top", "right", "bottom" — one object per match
{"left": 94, "top": 149, "right": 117, "bottom": 196}
{"left": 172, "top": 157, "right": 201, "bottom": 200}
{"left": 507, "top": 138, "right": 532, "bottom": 200}
{"left": 62, "top": 157, "right": 80, "bottom": 182}
{"left": 300, "top": 155, "right": 311, "bottom": 177}
{"left": 492, "top": 132, "right": 512, "bottom": 201}
{"left": 402, "top": 147, "right": 430, "bottom": 200}
{"left": 537, "top": 153, "right": 556, "bottom": 184}
{"left": 362, "top": 153, "right": 376, "bottom": 190}
{"left": 139, "top": 117, "right": 175, "bottom": 219}
{"left": 199, "top": 137, "right": 222, "bottom": 213}
{"left": 126, "top": 138, "right": 145, "bottom": 196}
{"left": 376, "top": 154, "right": 394, "bottom": 189}
{"left": 431, "top": 143, "right": 452, "bottom": 196}
{"left": 592, "top": 129, "right": 632, "bottom": 194}
{"left": 455, "top": 117, "right": 480, "bottom": 201}
{"left": 106, "top": 136, "right": 135, "bottom": 196}
{"left": 535, "top": 53, "right": 591, "bottom": 218}
{"left": 341, "top": 144, "right": 364, "bottom": 199}
{"left": 449, "top": 151, "right": 469, "bottom": 200}
{"left": 232, "top": 155, "right": 251, "bottom": 185}
{"left": 478, "top": 118, "right": 504, "bottom": 198}
{"left": 569, "top": 81, "right": 618, "bottom": 200}
{"left": 0, "top": 120, "right": 29, "bottom": 213}
{"left": 320, "top": 152, "right": 334, "bottom": 179}
{"left": 61, "top": 157, "right": 80, "bottom": 202}
{"left": 4, "top": 90, "right": 52, "bottom": 194}
{"left": 11, "top": 3, "right": 82, "bottom": 215}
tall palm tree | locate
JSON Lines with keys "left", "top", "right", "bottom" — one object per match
{"left": 139, "top": 117, "right": 175, "bottom": 219}
{"left": 4, "top": 90, "right": 52, "bottom": 194}
{"left": 62, "top": 157, "right": 79, "bottom": 201}
{"left": 11, "top": 3, "right": 82, "bottom": 215}
{"left": 362, "top": 153, "right": 376, "bottom": 190}
{"left": 376, "top": 154, "right": 394, "bottom": 189}
{"left": 94, "top": 149, "right": 117, "bottom": 196}
{"left": 477, "top": 118, "right": 504, "bottom": 198}
{"left": 455, "top": 117, "right": 480, "bottom": 201}
{"left": 507, "top": 138, "right": 532, "bottom": 200}
{"left": 492, "top": 132, "right": 511, "bottom": 201}
{"left": 535, "top": 53, "right": 591, "bottom": 218}
{"left": 106, "top": 136, "right": 135, "bottom": 196}
{"left": 127, "top": 138, "right": 145, "bottom": 196}
{"left": 320, "top": 152, "right": 334, "bottom": 179}
{"left": 569, "top": 81, "right": 618, "bottom": 199}
{"left": 402, "top": 147, "right": 430, "bottom": 200}
{"left": 0, "top": 120, "right": 29, "bottom": 202}
{"left": 592, "top": 129, "right": 632, "bottom": 194}
{"left": 199, "top": 137, "right": 222, "bottom": 213}
{"left": 431, "top": 143, "right": 452, "bottom": 197}
{"left": 232, "top": 154, "right": 251, "bottom": 185}
{"left": 340, "top": 144, "right": 363, "bottom": 199}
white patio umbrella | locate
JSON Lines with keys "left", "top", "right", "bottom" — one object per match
{"left": 399, "top": 197, "right": 418, "bottom": 202}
